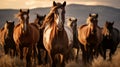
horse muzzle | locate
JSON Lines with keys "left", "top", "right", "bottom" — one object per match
{"left": 57, "top": 25, "right": 63, "bottom": 31}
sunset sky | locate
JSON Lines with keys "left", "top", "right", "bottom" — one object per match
{"left": 0, "top": 0, "right": 120, "bottom": 9}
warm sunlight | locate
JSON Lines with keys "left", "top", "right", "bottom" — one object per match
{"left": 0, "top": 0, "right": 119, "bottom": 9}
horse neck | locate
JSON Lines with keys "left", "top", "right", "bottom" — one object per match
{"left": 50, "top": 23, "right": 64, "bottom": 40}
{"left": 20, "top": 21, "right": 29, "bottom": 34}
{"left": 88, "top": 22, "right": 97, "bottom": 33}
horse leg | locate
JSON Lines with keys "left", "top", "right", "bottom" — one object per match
{"left": 47, "top": 51, "right": 52, "bottom": 67}
{"left": 103, "top": 49, "right": 106, "bottom": 60}
{"left": 26, "top": 47, "right": 32, "bottom": 67}
{"left": 88, "top": 46, "right": 93, "bottom": 64}
{"left": 37, "top": 45, "right": 42, "bottom": 65}
{"left": 4, "top": 45, "right": 8, "bottom": 55}
{"left": 81, "top": 45, "right": 87, "bottom": 64}
{"left": 109, "top": 48, "right": 116, "bottom": 61}
{"left": 19, "top": 45, "right": 24, "bottom": 60}
{"left": 75, "top": 47, "right": 79, "bottom": 62}
{"left": 13, "top": 45, "right": 17, "bottom": 57}
{"left": 33, "top": 44, "right": 37, "bottom": 64}
{"left": 51, "top": 52, "right": 56, "bottom": 67}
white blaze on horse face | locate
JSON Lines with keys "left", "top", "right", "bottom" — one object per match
{"left": 23, "top": 15, "right": 27, "bottom": 31}
{"left": 56, "top": 9, "right": 62, "bottom": 29}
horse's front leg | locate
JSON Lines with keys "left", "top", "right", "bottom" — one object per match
{"left": 19, "top": 45, "right": 23, "bottom": 60}
{"left": 103, "top": 49, "right": 106, "bottom": 60}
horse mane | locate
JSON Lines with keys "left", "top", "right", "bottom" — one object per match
{"left": 14, "top": 23, "right": 20, "bottom": 28}
{"left": 40, "top": 7, "right": 57, "bottom": 29}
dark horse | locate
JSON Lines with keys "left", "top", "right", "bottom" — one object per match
{"left": 101, "top": 21, "right": 120, "bottom": 60}
{"left": 78, "top": 13, "right": 103, "bottom": 64}
{"left": 0, "top": 21, "right": 16, "bottom": 57}
{"left": 67, "top": 17, "right": 79, "bottom": 62}
{"left": 41, "top": 1, "right": 73, "bottom": 67}
{"left": 13, "top": 9, "right": 40, "bottom": 67}
{"left": 34, "top": 14, "right": 48, "bottom": 65}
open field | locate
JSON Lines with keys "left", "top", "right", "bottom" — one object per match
{"left": 0, "top": 43, "right": 120, "bottom": 67}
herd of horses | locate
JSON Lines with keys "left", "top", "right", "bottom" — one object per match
{"left": 0, "top": 1, "right": 120, "bottom": 67}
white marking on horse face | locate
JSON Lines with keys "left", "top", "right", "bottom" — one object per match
{"left": 23, "top": 15, "right": 27, "bottom": 32}
{"left": 23, "top": 22, "right": 27, "bottom": 31}
{"left": 56, "top": 9, "right": 62, "bottom": 28}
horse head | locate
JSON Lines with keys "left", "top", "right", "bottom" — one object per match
{"left": 41, "top": 1, "right": 66, "bottom": 31}
{"left": 52, "top": 1, "right": 66, "bottom": 31}
{"left": 4, "top": 21, "right": 15, "bottom": 38}
{"left": 34, "top": 14, "right": 46, "bottom": 26}
{"left": 103, "top": 21, "right": 114, "bottom": 39}
{"left": 68, "top": 17, "right": 77, "bottom": 29}
{"left": 86, "top": 13, "right": 98, "bottom": 34}
{"left": 15, "top": 9, "right": 29, "bottom": 33}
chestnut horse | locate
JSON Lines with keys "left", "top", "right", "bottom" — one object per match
{"left": 78, "top": 13, "right": 103, "bottom": 64}
{"left": 101, "top": 21, "right": 120, "bottom": 60}
{"left": 13, "top": 9, "right": 39, "bottom": 67}
{"left": 67, "top": 17, "right": 79, "bottom": 61}
{"left": 41, "top": 1, "right": 73, "bottom": 67}
{"left": 0, "top": 21, "right": 16, "bottom": 57}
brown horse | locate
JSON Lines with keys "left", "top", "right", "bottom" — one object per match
{"left": 41, "top": 1, "right": 73, "bottom": 67}
{"left": 66, "top": 17, "right": 79, "bottom": 62}
{"left": 13, "top": 9, "right": 39, "bottom": 67}
{"left": 78, "top": 13, "right": 103, "bottom": 64}
{"left": 0, "top": 21, "right": 16, "bottom": 57}
{"left": 101, "top": 21, "right": 120, "bottom": 60}
{"left": 34, "top": 14, "right": 48, "bottom": 65}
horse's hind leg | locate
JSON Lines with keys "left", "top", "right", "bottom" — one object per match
{"left": 76, "top": 47, "right": 79, "bottom": 62}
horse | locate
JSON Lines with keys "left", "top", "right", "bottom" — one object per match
{"left": 78, "top": 13, "right": 103, "bottom": 64}
{"left": 0, "top": 21, "right": 16, "bottom": 57}
{"left": 40, "top": 1, "right": 73, "bottom": 67}
{"left": 33, "top": 14, "right": 48, "bottom": 65}
{"left": 101, "top": 21, "right": 120, "bottom": 61}
{"left": 66, "top": 17, "right": 80, "bottom": 62}
{"left": 13, "top": 9, "right": 40, "bottom": 67}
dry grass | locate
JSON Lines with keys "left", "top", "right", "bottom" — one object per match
{"left": 0, "top": 44, "right": 120, "bottom": 67}
{"left": 66, "top": 47, "right": 120, "bottom": 67}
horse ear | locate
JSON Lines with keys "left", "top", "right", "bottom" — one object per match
{"left": 6, "top": 20, "right": 8, "bottom": 23}
{"left": 36, "top": 14, "right": 39, "bottom": 18}
{"left": 53, "top": 1, "right": 57, "bottom": 6}
{"left": 75, "top": 19, "right": 77, "bottom": 22}
{"left": 89, "top": 13, "right": 91, "bottom": 17}
{"left": 13, "top": 21, "right": 15, "bottom": 24}
{"left": 20, "top": 9, "right": 22, "bottom": 12}
{"left": 63, "top": 1, "right": 66, "bottom": 7}
{"left": 96, "top": 13, "right": 98, "bottom": 18}
{"left": 112, "top": 21, "right": 114, "bottom": 25}
{"left": 69, "top": 18, "right": 72, "bottom": 21}
{"left": 27, "top": 9, "right": 29, "bottom": 13}
{"left": 44, "top": 15, "right": 46, "bottom": 17}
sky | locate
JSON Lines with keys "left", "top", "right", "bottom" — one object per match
{"left": 0, "top": 0, "right": 120, "bottom": 9}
